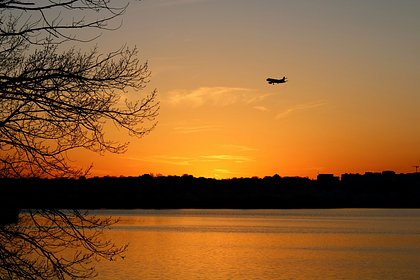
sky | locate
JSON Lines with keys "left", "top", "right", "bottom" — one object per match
{"left": 72, "top": 0, "right": 420, "bottom": 179}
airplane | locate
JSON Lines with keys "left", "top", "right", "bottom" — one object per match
{"left": 266, "top": 76, "right": 287, "bottom": 85}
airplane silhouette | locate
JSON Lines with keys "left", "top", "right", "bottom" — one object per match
{"left": 266, "top": 76, "right": 287, "bottom": 85}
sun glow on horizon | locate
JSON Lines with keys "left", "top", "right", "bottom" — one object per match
{"left": 71, "top": 0, "right": 420, "bottom": 179}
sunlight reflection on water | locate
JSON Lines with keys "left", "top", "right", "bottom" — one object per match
{"left": 93, "top": 209, "right": 420, "bottom": 280}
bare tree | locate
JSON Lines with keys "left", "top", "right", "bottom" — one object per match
{"left": 0, "top": 0, "right": 159, "bottom": 178}
{"left": 0, "top": 1, "right": 158, "bottom": 279}
{"left": 1, "top": 210, "right": 127, "bottom": 279}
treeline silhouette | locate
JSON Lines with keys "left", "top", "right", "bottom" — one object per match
{"left": 1, "top": 171, "right": 420, "bottom": 210}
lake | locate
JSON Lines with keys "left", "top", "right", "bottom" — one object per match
{"left": 93, "top": 209, "right": 420, "bottom": 279}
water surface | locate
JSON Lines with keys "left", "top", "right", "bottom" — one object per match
{"left": 94, "top": 209, "right": 420, "bottom": 279}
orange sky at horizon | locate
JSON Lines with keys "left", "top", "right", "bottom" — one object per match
{"left": 69, "top": 0, "right": 420, "bottom": 179}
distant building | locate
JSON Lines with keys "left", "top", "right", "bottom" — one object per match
{"left": 317, "top": 174, "right": 339, "bottom": 187}
{"left": 341, "top": 173, "right": 363, "bottom": 186}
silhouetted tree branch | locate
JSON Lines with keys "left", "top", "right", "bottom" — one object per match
{"left": 0, "top": 0, "right": 158, "bottom": 178}
{"left": 1, "top": 1, "right": 157, "bottom": 279}
{"left": 1, "top": 209, "right": 127, "bottom": 279}
{"left": 0, "top": 0, "right": 130, "bottom": 47}
{"left": 0, "top": 42, "right": 158, "bottom": 177}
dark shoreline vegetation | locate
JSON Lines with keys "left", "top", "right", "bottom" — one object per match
{"left": 1, "top": 171, "right": 419, "bottom": 213}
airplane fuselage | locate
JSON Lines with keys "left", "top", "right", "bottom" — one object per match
{"left": 266, "top": 77, "right": 287, "bottom": 85}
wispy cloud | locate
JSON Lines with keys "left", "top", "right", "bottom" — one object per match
{"left": 275, "top": 102, "right": 326, "bottom": 119}
{"left": 128, "top": 155, "right": 193, "bottom": 166}
{"left": 167, "top": 87, "right": 257, "bottom": 108}
{"left": 200, "top": 154, "right": 253, "bottom": 163}
{"left": 125, "top": 153, "right": 253, "bottom": 166}
{"left": 214, "top": 169, "right": 233, "bottom": 174}
{"left": 253, "top": 106, "right": 269, "bottom": 112}
{"left": 246, "top": 93, "right": 273, "bottom": 104}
